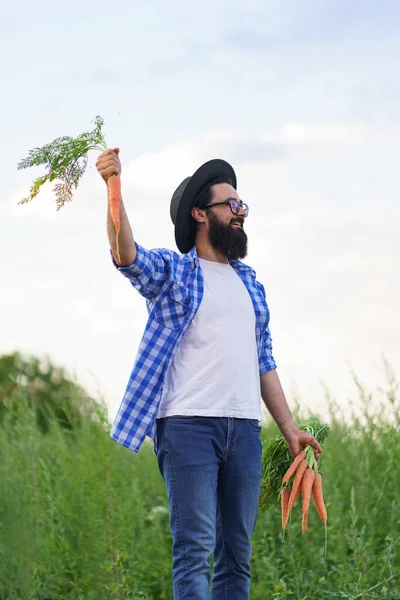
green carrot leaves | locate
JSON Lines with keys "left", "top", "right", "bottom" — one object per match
{"left": 17, "top": 115, "right": 108, "bottom": 210}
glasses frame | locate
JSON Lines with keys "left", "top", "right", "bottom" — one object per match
{"left": 203, "top": 198, "right": 249, "bottom": 217}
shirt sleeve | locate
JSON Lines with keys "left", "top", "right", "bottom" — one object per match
{"left": 111, "top": 243, "right": 170, "bottom": 300}
{"left": 259, "top": 323, "right": 277, "bottom": 375}
{"left": 255, "top": 280, "right": 277, "bottom": 375}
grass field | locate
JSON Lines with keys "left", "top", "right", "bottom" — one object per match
{"left": 1, "top": 369, "right": 399, "bottom": 599}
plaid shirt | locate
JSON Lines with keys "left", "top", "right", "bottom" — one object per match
{"left": 110, "top": 243, "right": 276, "bottom": 453}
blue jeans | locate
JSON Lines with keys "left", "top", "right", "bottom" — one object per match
{"left": 156, "top": 416, "right": 262, "bottom": 600}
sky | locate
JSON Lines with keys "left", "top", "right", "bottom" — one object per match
{"left": 1, "top": 0, "right": 399, "bottom": 423}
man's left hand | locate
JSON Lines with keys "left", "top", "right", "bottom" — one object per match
{"left": 285, "top": 426, "right": 322, "bottom": 460}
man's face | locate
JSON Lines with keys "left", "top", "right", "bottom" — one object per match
{"left": 206, "top": 183, "right": 248, "bottom": 260}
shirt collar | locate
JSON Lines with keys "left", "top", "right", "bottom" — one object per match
{"left": 187, "top": 246, "right": 199, "bottom": 270}
{"left": 229, "top": 259, "right": 257, "bottom": 279}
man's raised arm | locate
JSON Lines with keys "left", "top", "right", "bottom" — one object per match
{"left": 96, "top": 147, "right": 136, "bottom": 266}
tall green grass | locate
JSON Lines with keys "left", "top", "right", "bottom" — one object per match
{"left": 1, "top": 368, "right": 399, "bottom": 599}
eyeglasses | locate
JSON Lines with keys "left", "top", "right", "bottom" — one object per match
{"left": 203, "top": 198, "right": 249, "bottom": 217}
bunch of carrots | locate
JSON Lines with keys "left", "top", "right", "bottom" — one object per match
{"left": 17, "top": 116, "right": 122, "bottom": 263}
{"left": 280, "top": 445, "right": 327, "bottom": 535}
{"left": 260, "top": 417, "right": 329, "bottom": 552}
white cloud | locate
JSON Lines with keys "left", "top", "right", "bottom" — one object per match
{"left": 278, "top": 122, "right": 365, "bottom": 145}
{"left": 124, "top": 131, "right": 241, "bottom": 192}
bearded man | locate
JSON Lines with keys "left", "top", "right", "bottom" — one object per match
{"left": 96, "top": 149, "right": 321, "bottom": 600}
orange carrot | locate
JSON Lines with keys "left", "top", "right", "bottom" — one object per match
{"left": 281, "top": 486, "right": 291, "bottom": 530}
{"left": 282, "top": 450, "right": 306, "bottom": 483}
{"left": 289, "top": 480, "right": 301, "bottom": 507}
{"left": 312, "top": 472, "right": 327, "bottom": 526}
{"left": 107, "top": 174, "right": 121, "bottom": 263}
{"left": 287, "top": 459, "right": 308, "bottom": 512}
{"left": 301, "top": 467, "right": 316, "bottom": 534}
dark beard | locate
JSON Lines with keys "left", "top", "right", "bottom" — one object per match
{"left": 207, "top": 211, "right": 248, "bottom": 260}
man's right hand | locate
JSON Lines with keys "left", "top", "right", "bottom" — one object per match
{"left": 96, "top": 148, "right": 121, "bottom": 183}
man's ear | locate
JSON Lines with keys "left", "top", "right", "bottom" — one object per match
{"left": 191, "top": 207, "right": 207, "bottom": 223}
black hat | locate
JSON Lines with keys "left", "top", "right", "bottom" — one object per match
{"left": 170, "top": 159, "right": 237, "bottom": 253}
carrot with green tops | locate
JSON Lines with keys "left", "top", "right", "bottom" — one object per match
{"left": 287, "top": 459, "right": 308, "bottom": 512}
{"left": 16, "top": 117, "right": 125, "bottom": 263}
{"left": 17, "top": 116, "right": 119, "bottom": 223}
{"left": 281, "top": 486, "right": 291, "bottom": 530}
{"left": 282, "top": 449, "right": 306, "bottom": 483}
{"left": 301, "top": 467, "right": 316, "bottom": 534}
{"left": 259, "top": 417, "right": 329, "bottom": 514}
{"left": 107, "top": 173, "right": 122, "bottom": 263}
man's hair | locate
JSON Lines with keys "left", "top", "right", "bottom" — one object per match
{"left": 193, "top": 175, "right": 233, "bottom": 211}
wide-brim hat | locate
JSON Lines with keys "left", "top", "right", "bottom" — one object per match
{"left": 170, "top": 159, "right": 237, "bottom": 253}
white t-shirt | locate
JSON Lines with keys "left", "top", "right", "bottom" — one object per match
{"left": 157, "top": 257, "right": 263, "bottom": 420}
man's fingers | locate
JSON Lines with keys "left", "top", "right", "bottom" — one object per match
{"left": 307, "top": 434, "right": 322, "bottom": 454}
{"left": 96, "top": 149, "right": 119, "bottom": 163}
{"left": 97, "top": 158, "right": 118, "bottom": 169}
{"left": 312, "top": 440, "right": 322, "bottom": 461}
{"left": 313, "top": 442, "right": 322, "bottom": 453}
{"left": 301, "top": 434, "right": 322, "bottom": 460}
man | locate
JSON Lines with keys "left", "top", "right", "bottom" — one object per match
{"left": 96, "top": 149, "right": 322, "bottom": 600}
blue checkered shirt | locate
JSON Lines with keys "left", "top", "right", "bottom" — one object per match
{"left": 110, "top": 243, "right": 276, "bottom": 452}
